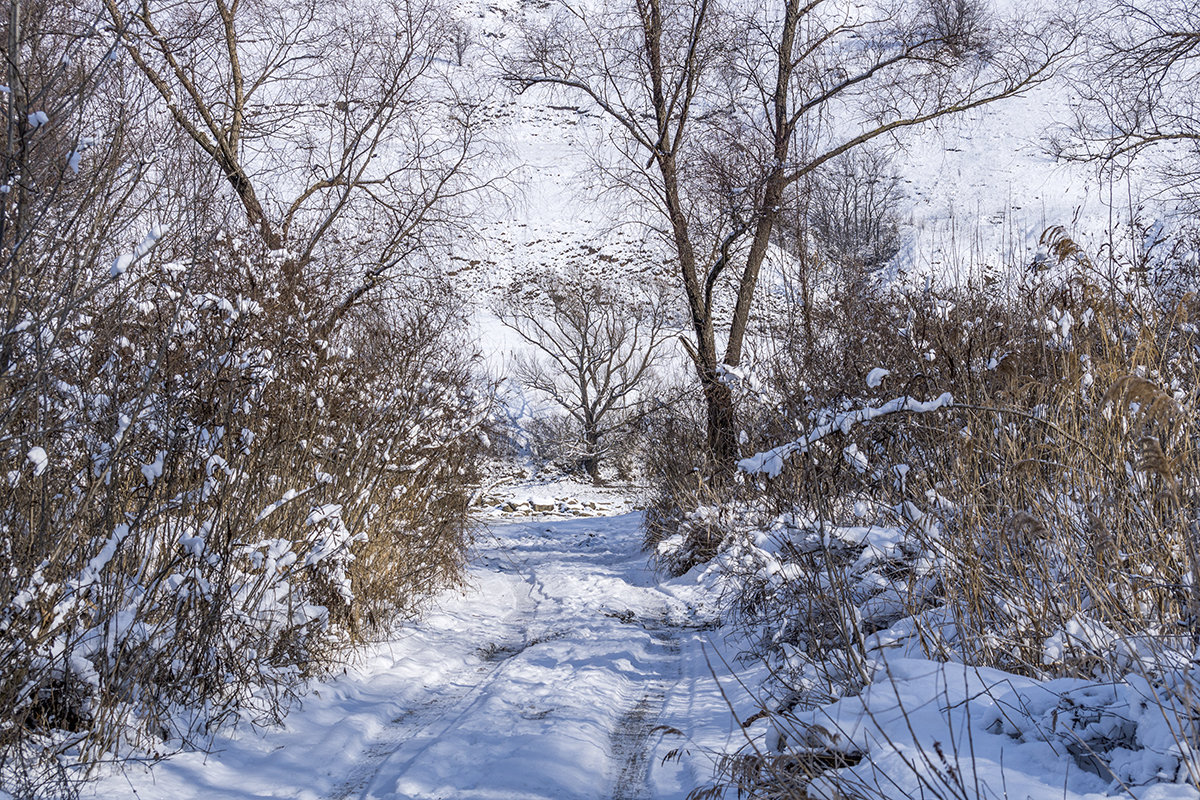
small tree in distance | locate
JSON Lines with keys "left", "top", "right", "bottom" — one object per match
{"left": 498, "top": 279, "right": 673, "bottom": 483}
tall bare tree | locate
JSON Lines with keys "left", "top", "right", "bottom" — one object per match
{"left": 1053, "top": 0, "right": 1200, "bottom": 207}
{"left": 104, "top": 0, "right": 486, "bottom": 328}
{"left": 507, "top": 0, "right": 1076, "bottom": 465}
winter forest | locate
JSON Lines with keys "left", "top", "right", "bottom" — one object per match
{"left": 3, "top": 0, "right": 1200, "bottom": 797}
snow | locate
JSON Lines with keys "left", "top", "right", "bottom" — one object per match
{"left": 80, "top": 497, "right": 1200, "bottom": 799}
{"left": 739, "top": 392, "right": 955, "bottom": 477}
{"left": 26, "top": 445, "right": 48, "bottom": 476}
{"left": 110, "top": 253, "right": 133, "bottom": 277}
{"left": 111, "top": 226, "right": 165, "bottom": 277}
{"left": 141, "top": 450, "right": 166, "bottom": 485}
{"left": 70, "top": 525, "right": 131, "bottom": 597}
{"left": 865, "top": 367, "right": 890, "bottom": 388}
{"left": 86, "top": 507, "right": 751, "bottom": 800}
{"left": 790, "top": 658, "right": 1200, "bottom": 800}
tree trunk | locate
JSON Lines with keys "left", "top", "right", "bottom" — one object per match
{"left": 582, "top": 426, "right": 603, "bottom": 484}
{"left": 699, "top": 364, "right": 738, "bottom": 467}
{"left": 724, "top": 177, "right": 782, "bottom": 368}
{"left": 656, "top": 152, "right": 741, "bottom": 468}
{"left": 226, "top": 166, "right": 284, "bottom": 252}
{"left": 725, "top": 0, "right": 799, "bottom": 367}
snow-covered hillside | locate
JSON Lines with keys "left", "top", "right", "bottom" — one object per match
{"left": 449, "top": 0, "right": 1135, "bottom": 304}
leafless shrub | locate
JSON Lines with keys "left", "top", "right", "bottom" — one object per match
{"left": 1, "top": 234, "right": 486, "bottom": 789}
{"left": 641, "top": 390, "right": 746, "bottom": 576}
{"left": 805, "top": 150, "right": 904, "bottom": 282}
{"left": 449, "top": 18, "right": 472, "bottom": 67}
{"left": 0, "top": 0, "right": 488, "bottom": 793}
{"left": 522, "top": 412, "right": 582, "bottom": 475}
{"left": 925, "top": 0, "right": 992, "bottom": 60}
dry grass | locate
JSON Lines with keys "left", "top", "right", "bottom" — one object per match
{"left": 0, "top": 4, "right": 488, "bottom": 792}
{"left": 661, "top": 227, "right": 1200, "bottom": 797}
{"left": 738, "top": 229, "right": 1200, "bottom": 680}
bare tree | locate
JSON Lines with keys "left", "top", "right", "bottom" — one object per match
{"left": 449, "top": 18, "right": 472, "bottom": 67}
{"left": 506, "top": 0, "right": 1076, "bottom": 465}
{"left": 103, "top": 0, "right": 486, "bottom": 328}
{"left": 499, "top": 279, "right": 672, "bottom": 483}
{"left": 926, "top": 0, "right": 991, "bottom": 59}
{"left": 1053, "top": 0, "right": 1200, "bottom": 206}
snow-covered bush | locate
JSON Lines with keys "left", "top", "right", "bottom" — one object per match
{"left": 0, "top": 2, "right": 487, "bottom": 794}
{"left": 641, "top": 391, "right": 748, "bottom": 576}
{"left": 0, "top": 233, "right": 485, "bottom": 790}
{"left": 684, "top": 229, "right": 1200, "bottom": 797}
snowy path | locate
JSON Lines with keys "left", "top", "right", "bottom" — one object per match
{"left": 91, "top": 512, "right": 745, "bottom": 800}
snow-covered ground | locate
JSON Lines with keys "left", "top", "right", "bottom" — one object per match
{"left": 86, "top": 505, "right": 755, "bottom": 800}
{"left": 792, "top": 657, "right": 1200, "bottom": 800}
{"left": 83, "top": 497, "right": 1200, "bottom": 799}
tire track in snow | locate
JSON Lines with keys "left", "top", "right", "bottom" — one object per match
{"left": 326, "top": 691, "right": 464, "bottom": 800}
{"left": 609, "top": 622, "right": 684, "bottom": 800}
{"left": 328, "top": 654, "right": 514, "bottom": 800}
{"left": 325, "top": 577, "right": 541, "bottom": 800}
{"left": 326, "top": 515, "right": 699, "bottom": 800}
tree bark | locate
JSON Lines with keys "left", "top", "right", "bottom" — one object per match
{"left": 582, "top": 426, "right": 602, "bottom": 484}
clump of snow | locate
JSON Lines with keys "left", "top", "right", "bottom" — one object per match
{"left": 739, "top": 392, "right": 954, "bottom": 477}
{"left": 111, "top": 226, "right": 164, "bottom": 277}
{"left": 843, "top": 443, "right": 869, "bottom": 473}
{"left": 26, "top": 445, "right": 48, "bottom": 476}
{"left": 140, "top": 450, "right": 165, "bottom": 486}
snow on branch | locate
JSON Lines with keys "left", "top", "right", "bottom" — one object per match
{"left": 738, "top": 393, "right": 955, "bottom": 478}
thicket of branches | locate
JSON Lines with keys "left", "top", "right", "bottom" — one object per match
{"left": 630, "top": 0, "right": 1200, "bottom": 795}
{"left": 1055, "top": 0, "right": 1200, "bottom": 208}
{"left": 658, "top": 226, "right": 1200, "bottom": 798}
{"left": 0, "top": 0, "right": 487, "bottom": 795}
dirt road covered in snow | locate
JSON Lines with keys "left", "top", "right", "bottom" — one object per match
{"left": 89, "top": 512, "right": 745, "bottom": 800}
